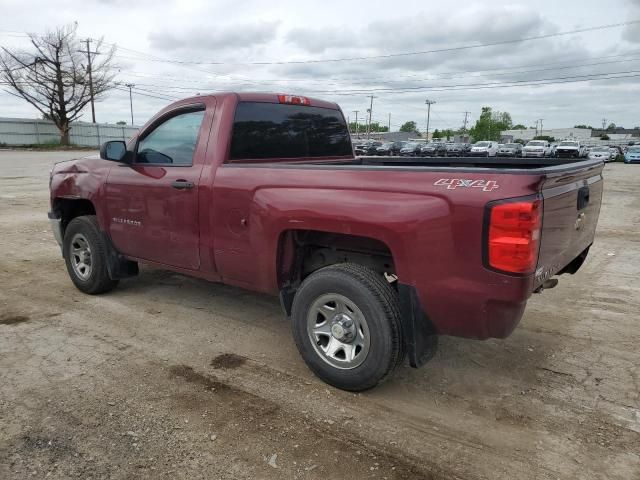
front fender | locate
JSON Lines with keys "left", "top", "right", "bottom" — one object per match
{"left": 50, "top": 157, "right": 113, "bottom": 229}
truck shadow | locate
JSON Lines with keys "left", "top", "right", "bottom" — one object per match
{"left": 114, "top": 265, "right": 567, "bottom": 401}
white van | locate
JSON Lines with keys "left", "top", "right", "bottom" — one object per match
{"left": 469, "top": 141, "right": 499, "bottom": 157}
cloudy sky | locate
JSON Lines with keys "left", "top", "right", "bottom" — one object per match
{"left": 1, "top": 0, "right": 640, "bottom": 131}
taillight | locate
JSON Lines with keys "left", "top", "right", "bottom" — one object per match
{"left": 278, "top": 94, "right": 310, "bottom": 106}
{"left": 486, "top": 199, "right": 541, "bottom": 274}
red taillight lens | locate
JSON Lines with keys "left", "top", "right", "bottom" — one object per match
{"left": 278, "top": 94, "right": 310, "bottom": 106}
{"left": 487, "top": 199, "right": 541, "bottom": 274}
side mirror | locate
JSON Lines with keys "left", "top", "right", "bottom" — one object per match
{"left": 100, "top": 141, "right": 129, "bottom": 162}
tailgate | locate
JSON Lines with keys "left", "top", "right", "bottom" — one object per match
{"left": 535, "top": 161, "right": 604, "bottom": 287}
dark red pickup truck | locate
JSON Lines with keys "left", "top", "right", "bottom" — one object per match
{"left": 48, "top": 92, "right": 603, "bottom": 391}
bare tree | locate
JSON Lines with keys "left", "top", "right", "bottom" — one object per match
{"left": 0, "top": 24, "right": 116, "bottom": 145}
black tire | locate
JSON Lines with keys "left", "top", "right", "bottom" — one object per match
{"left": 63, "top": 215, "right": 119, "bottom": 294}
{"left": 291, "top": 263, "right": 404, "bottom": 391}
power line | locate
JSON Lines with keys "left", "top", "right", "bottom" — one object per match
{"left": 115, "top": 54, "right": 640, "bottom": 94}
{"left": 113, "top": 85, "right": 176, "bottom": 102}
{"left": 114, "top": 50, "right": 640, "bottom": 89}
{"left": 102, "top": 20, "right": 640, "bottom": 66}
{"left": 306, "top": 69, "right": 640, "bottom": 95}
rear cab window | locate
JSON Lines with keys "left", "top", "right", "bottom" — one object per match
{"left": 228, "top": 102, "right": 352, "bottom": 161}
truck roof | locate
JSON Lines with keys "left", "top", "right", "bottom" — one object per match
{"left": 169, "top": 92, "right": 341, "bottom": 111}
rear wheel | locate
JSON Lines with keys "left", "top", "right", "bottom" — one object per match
{"left": 63, "top": 216, "right": 119, "bottom": 294}
{"left": 291, "top": 263, "right": 403, "bottom": 391}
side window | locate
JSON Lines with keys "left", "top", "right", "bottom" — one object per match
{"left": 136, "top": 109, "right": 205, "bottom": 165}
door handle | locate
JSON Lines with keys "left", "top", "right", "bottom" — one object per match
{"left": 171, "top": 179, "right": 194, "bottom": 190}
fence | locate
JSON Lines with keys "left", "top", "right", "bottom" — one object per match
{"left": 0, "top": 117, "right": 139, "bottom": 147}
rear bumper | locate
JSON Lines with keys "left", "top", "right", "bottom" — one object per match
{"left": 523, "top": 151, "right": 545, "bottom": 157}
{"left": 48, "top": 211, "right": 63, "bottom": 251}
{"left": 408, "top": 267, "right": 535, "bottom": 341}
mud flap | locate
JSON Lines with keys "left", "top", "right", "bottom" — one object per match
{"left": 100, "top": 232, "right": 139, "bottom": 280}
{"left": 398, "top": 283, "right": 438, "bottom": 368}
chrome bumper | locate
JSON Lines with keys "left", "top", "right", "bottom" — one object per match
{"left": 48, "top": 211, "right": 63, "bottom": 250}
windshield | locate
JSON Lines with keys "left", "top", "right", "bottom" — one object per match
{"left": 474, "top": 142, "right": 490, "bottom": 147}
{"left": 628, "top": 146, "right": 640, "bottom": 152}
{"left": 404, "top": 143, "right": 419, "bottom": 148}
{"left": 527, "top": 141, "right": 545, "bottom": 146}
{"left": 591, "top": 147, "right": 609, "bottom": 152}
{"left": 380, "top": 143, "right": 393, "bottom": 148}
{"left": 505, "top": 143, "right": 520, "bottom": 148}
{"left": 560, "top": 141, "right": 579, "bottom": 146}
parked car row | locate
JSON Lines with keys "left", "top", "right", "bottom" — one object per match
{"left": 353, "top": 140, "right": 474, "bottom": 157}
{"left": 354, "top": 139, "right": 638, "bottom": 162}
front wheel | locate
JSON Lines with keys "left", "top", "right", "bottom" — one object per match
{"left": 291, "top": 264, "right": 404, "bottom": 391}
{"left": 63, "top": 216, "right": 119, "bottom": 294}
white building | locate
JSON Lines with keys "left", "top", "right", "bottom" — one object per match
{"left": 501, "top": 127, "right": 592, "bottom": 142}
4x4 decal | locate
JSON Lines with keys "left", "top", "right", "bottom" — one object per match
{"left": 433, "top": 178, "right": 500, "bottom": 192}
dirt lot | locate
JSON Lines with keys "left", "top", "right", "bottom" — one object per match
{"left": 0, "top": 151, "right": 638, "bottom": 479}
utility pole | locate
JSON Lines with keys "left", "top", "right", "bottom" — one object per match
{"left": 602, "top": 118, "right": 607, "bottom": 130}
{"left": 352, "top": 110, "right": 359, "bottom": 137}
{"left": 425, "top": 99, "right": 436, "bottom": 140}
{"left": 367, "top": 95, "right": 376, "bottom": 140}
{"left": 388, "top": 113, "right": 391, "bottom": 132}
{"left": 125, "top": 83, "right": 135, "bottom": 125}
{"left": 537, "top": 118, "right": 544, "bottom": 137}
{"left": 366, "top": 95, "right": 376, "bottom": 139}
{"left": 85, "top": 39, "right": 96, "bottom": 123}
{"left": 462, "top": 111, "right": 470, "bottom": 132}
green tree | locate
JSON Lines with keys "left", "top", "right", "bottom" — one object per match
{"left": 512, "top": 124, "right": 527, "bottom": 130}
{"left": 432, "top": 128, "right": 441, "bottom": 138}
{"left": 468, "top": 107, "right": 513, "bottom": 141}
{"left": 600, "top": 134, "right": 610, "bottom": 140}
{"left": 607, "top": 123, "right": 616, "bottom": 131}
{"left": 498, "top": 111, "right": 513, "bottom": 130}
{"left": 399, "top": 121, "right": 418, "bottom": 133}
{"left": 116, "top": 120, "right": 127, "bottom": 125}
{"left": 574, "top": 124, "right": 593, "bottom": 129}
{"left": 348, "top": 121, "right": 388, "bottom": 133}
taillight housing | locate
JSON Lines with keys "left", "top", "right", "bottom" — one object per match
{"left": 278, "top": 94, "right": 310, "bottom": 106}
{"left": 485, "top": 198, "right": 542, "bottom": 274}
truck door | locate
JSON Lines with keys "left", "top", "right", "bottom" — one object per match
{"left": 105, "top": 103, "right": 212, "bottom": 270}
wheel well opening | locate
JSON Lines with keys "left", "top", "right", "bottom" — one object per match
{"left": 52, "top": 198, "right": 96, "bottom": 234}
{"left": 277, "top": 230, "right": 396, "bottom": 291}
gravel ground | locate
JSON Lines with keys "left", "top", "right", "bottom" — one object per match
{"left": 0, "top": 150, "right": 638, "bottom": 480}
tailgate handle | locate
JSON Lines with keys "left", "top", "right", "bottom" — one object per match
{"left": 577, "top": 186, "right": 590, "bottom": 210}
